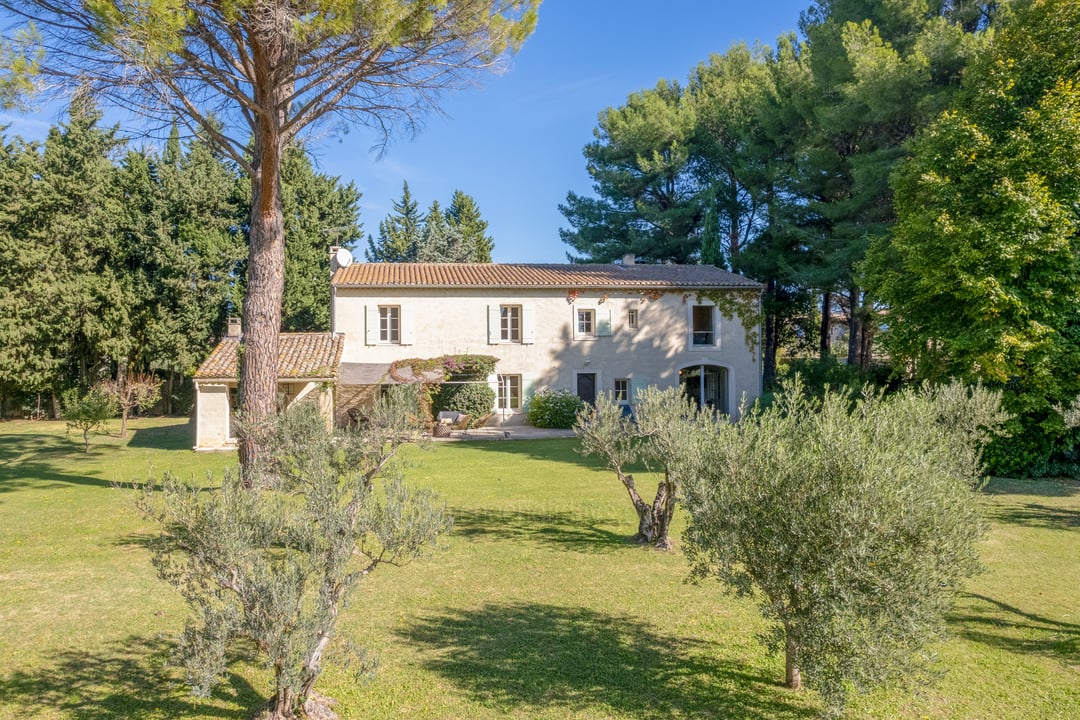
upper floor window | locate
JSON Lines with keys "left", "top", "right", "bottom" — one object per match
{"left": 614, "top": 378, "right": 629, "bottom": 404}
{"left": 577, "top": 309, "right": 595, "bottom": 337}
{"left": 379, "top": 306, "right": 400, "bottom": 344}
{"left": 627, "top": 308, "right": 639, "bottom": 330}
{"left": 501, "top": 305, "right": 521, "bottom": 343}
{"left": 692, "top": 305, "right": 715, "bottom": 346}
{"left": 497, "top": 374, "right": 522, "bottom": 410}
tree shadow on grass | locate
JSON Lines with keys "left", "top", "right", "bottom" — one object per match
{"left": 453, "top": 436, "right": 605, "bottom": 469}
{"left": 983, "top": 502, "right": 1080, "bottom": 530}
{"left": 127, "top": 422, "right": 193, "bottom": 451}
{"left": 451, "top": 507, "right": 633, "bottom": 553}
{"left": 0, "top": 635, "right": 261, "bottom": 719}
{"left": 398, "top": 602, "right": 816, "bottom": 720}
{"left": 950, "top": 593, "right": 1080, "bottom": 665}
{"left": 983, "top": 477, "right": 1080, "bottom": 498}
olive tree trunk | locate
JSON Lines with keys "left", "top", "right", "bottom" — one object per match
{"left": 618, "top": 471, "right": 676, "bottom": 550}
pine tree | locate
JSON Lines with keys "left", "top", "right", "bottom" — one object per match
{"left": 415, "top": 200, "right": 470, "bottom": 262}
{"left": 365, "top": 181, "right": 421, "bottom": 262}
{"left": 277, "top": 145, "right": 362, "bottom": 331}
{"left": 445, "top": 190, "right": 494, "bottom": 262}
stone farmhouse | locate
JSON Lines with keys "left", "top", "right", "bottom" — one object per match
{"left": 192, "top": 254, "right": 762, "bottom": 451}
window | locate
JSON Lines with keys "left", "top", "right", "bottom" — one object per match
{"left": 379, "top": 306, "right": 400, "bottom": 343}
{"left": 614, "top": 378, "right": 629, "bottom": 404}
{"left": 497, "top": 374, "right": 521, "bottom": 410}
{"left": 627, "top": 308, "right": 639, "bottom": 329}
{"left": 577, "top": 309, "right": 595, "bottom": 337}
{"left": 500, "top": 305, "right": 521, "bottom": 343}
{"left": 692, "top": 305, "right": 714, "bottom": 346}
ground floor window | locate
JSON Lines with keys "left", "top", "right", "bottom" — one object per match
{"left": 679, "top": 364, "right": 728, "bottom": 414}
{"left": 614, "top": 378, "right": 629, "bottom": 404}
{"left": 497, "top": 374, "right": 522, "bottom": 410}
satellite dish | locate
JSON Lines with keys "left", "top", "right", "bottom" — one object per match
{"left": 334, "top": 247, "right": 354, "bottom": 268}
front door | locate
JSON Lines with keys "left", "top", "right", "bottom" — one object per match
{"left": 577, "top": 373, "right": 597, "bottom": 405}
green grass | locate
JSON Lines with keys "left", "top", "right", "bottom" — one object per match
{"left": 0, "top": 418, "right": 1078, "bottom": 719}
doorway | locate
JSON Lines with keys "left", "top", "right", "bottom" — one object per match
{"left": 679, "top": 365, "right": 728, "bottom": 414}
{"left": 576, "top": 372, "right": 597, "bottom": 405}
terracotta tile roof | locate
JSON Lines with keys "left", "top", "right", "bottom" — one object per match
{"left": 194, "top": 333, "right": 343, "bottom": 380}
{"left": 332, "top": 263, "right": 761, "bottom": 290}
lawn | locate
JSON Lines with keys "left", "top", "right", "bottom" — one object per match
{"left": 0, "top": 417, "right": 1077, "bottom": 719}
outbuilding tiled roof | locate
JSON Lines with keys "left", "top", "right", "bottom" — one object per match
{"left": 194, "top": 333, "right": 344, "bottom": 380}
{"left": 332, "top": 262, "right": 760, "bottom": 290}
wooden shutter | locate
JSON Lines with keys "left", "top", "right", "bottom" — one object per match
{"left": 364, "top": 305, "right": 378, "bottom": 345}
{"left": 597, "top": 307, "right": 613, "bottom": 336}
{"left": 400, "top": 305, "right": 414, "bottom": 345}
{"left": 522, "top": 304, "right": 536, "bottom": 344}
{"left": 488, "top": 305, "right": 501, "bottom": 344}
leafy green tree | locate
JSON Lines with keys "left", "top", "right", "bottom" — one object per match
{"left": 791, "top": 0, "right": 998, "bottom": 365}
{"left": 0, "top": 0, "right": 539, "bottom": 470}
{"left": 61, "top": 386, "right": 117, "bottom": 452}
{"left": 0, "top": 103, "right": 130, "bottom": 400}
{"left": 365, "top": 180, "right": 423, "bottom": 262}
{"left": 415, "top": 199, "right": 471, "bottom": 262}
{"left": 275, "top": 144, "right": 361, "bottom": 331}
{"left": 150, "top": 128, "right": 247, "bottom": 409}
{"left": 0, "top": 131, "right": 54, "bottom": 407}
{"left": 560, "top": 79, "right": 699, "bottom": 263}
{"left": 682, "top": 379, "right": 1006, "bottom": 714}
{"left": 445, "top": 189, "right": 494, "bottom": 262}
{"left": 576, "top": 386, "right": 714, "bottom": 549}
{"left": 865, "top": 0, "right": 1080, "bottom": 475}
{"left": 138, "top": 388, "right": 451, "bottom": 720}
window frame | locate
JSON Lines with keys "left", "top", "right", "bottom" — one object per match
{"left": 614, "top": 378, "right": 630, "bottom": 404}
{"left": 577, "top": 308, "right": 595, "bottom": 337}
{"left": 691, "top": 305, "right": 715, "bottom": 347}
{"left": 500, "top": 304, "right": 522, "bottom": 343}
{"left": 627, "top": 308, "right": 639, "bottom": 330}
{"left": 379, "top": 305, "right": 400, "bottom": 344}
{"left": 497, "top": 374, "right": 522, "bottom": 411}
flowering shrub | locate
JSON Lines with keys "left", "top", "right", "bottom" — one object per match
{"left": 527, "top": 388, "right": 584, "bottom": 429}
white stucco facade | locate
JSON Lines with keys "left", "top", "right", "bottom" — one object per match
{"left": 331, "top": 283, "right": 761, "bottom": 420}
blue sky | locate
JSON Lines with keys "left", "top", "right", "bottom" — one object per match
{"left": 1, "top": 1, "right": 811, "bottom": 263}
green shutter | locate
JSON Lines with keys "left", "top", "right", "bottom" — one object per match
{"left": 597, "top": 307, "right": 613, "bottom": 336}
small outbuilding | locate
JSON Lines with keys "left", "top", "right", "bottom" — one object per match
{"left": 192, "top": 330, "right": 343, "bottom": 451}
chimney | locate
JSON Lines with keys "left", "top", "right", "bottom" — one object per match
{"left": 621, "top": 253, "right": 636, "bottom": 266}
{"left": 227, "top": 317, "right": 241, "bottom": 338}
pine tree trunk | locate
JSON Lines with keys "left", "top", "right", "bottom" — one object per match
{"left": 237, "top": 120, "right": 286, "bottom": 476}
{"left": 846, "top": 286, "right": 862, "bottom": 366}
{"left": 763, "top": 279, "right": 778, "bottom": 387}
{"left": 163, "top": 372, "right": 174, "bottom": 416}
{"left": 819, "top": 291, "right": 832, "bottom": 360}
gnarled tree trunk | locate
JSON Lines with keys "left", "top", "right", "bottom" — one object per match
{"left": 619, "top": 471, "right": 677, "bottom": 549}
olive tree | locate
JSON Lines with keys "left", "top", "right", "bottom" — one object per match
{"left": 137, "top": 386, "right": 451, "bottom": 720}
{"left": 575, "top": 386, "right": 718, "bottom": 549}
{"left": 681, "top": 379, "right": 1007, "bottom": 715}
{"left": 0, "top": 0, "right": 539, "bottom": 470}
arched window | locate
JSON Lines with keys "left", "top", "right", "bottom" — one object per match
{"left": 679, "top": 364, "right": 729, "bottom": 415}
